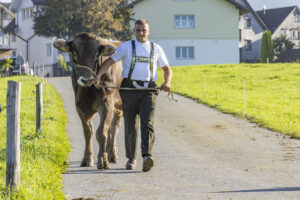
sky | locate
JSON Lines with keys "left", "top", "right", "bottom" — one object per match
{"left": 0, "top": 0, "right": 300, "bottom": 11}
{"left": 247, "top": 0, "right": 300, "bottom": 11}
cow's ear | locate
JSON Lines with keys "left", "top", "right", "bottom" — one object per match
{"left": 53, "top": 39, "right": 73, "bottom": 52}
{"left": 99, "top": 45, "right": 116, "bottom": 56}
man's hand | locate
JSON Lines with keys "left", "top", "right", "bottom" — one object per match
{"left": 161, "top": 65, "right": 172, "bottom": 92}
{"left": 93, "top": 71, "right": 104, "bottom": 85}
{"left": 93, "top": 58, "right": 116, "bottom": 85}
{"left": 160, "top": 81, "right": 171, "bottom": 92}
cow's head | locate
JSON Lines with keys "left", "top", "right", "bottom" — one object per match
{"left": 53, "top": 32, "right": 116, "bottom": 87}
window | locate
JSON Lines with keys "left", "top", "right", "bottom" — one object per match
{"left": 246, "top": 40, "right": 252, "bottom": 50}
{"left": 293, "top": 31, "right": 296, "bottom": 39}
{"left": 2, "top": 12, "right": 7, "bottom": 20}
{"left": 282, "top": 29, "right": 287, "bottom": 35}
{"left": 12, "top": 35, "right": 16, "bottom": 42}
{"left": 22, "top": 8, "right": 33, "bottom": 20}
{"left": 239, "top": 29, "right": 242, "bottom": 41}
{"left": 176, "top": 47, "right": 194, "bottom": 59}
{"left": 22, "top": 10, "right": 25, "bottom": 19}
{"left": 246, "top": 18, "right": 251, "bottom": 28}
{"left": 296, "top": 14, "right": 300, "bottom": 22}
{"left": 244, "top": 17, "right": 251, "bottom": 28}
{"left": 47, "top": 43, "right": 52, "bottom": 56}
{"left": 11, "top": 50, "right": 16, "bottom": 57}
{"left": 174, "top": 15, "right": 194, "bottom": 28}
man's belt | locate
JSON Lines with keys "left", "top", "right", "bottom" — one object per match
{"left": 122, "top": 78, "right": 156, "bottom": 89}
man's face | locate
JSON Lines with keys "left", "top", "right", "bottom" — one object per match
{"left": 134, "top": 23, "right": 150, "bottom": 43}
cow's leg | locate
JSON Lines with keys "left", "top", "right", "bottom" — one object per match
{"left": 96, "top": 99, "right": 114, "bottom": 169}
{"left": 107, "top": 108, "right": 123, "bottom": 163}
{"left": 78, "top": 114, "right": 94, "bottom": 167}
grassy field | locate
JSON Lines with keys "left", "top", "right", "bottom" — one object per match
{"left": 0, "top": 76, "right": 70, "bottom": 199}
{"left": 158, "top": 63, "right": 300, "bottom": 138}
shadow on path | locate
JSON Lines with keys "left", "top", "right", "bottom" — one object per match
{"left": 64, "top": 167, "right": 142, "bottom": 175}
{"left": 212, "top": 187, "right": 300, "bottom": 193}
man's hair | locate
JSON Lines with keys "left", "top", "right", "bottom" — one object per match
{"left": 135, "top": 19, "right": 149, "bottom": 27}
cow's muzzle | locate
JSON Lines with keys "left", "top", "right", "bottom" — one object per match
{"left": 77, "top": 76, "right": 95, "bottom": 87}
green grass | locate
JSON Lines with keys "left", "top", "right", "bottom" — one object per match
{"left": 0, "top": 76, "right": 70, "bottom": 199}
{"left": 158, "top": 63, "right": 300, "bottom": 138}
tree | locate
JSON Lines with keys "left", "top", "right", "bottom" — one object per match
{"left": 34, "top": 0, "right": 132, "bottom": 40}
{"left": 57, "top": 54, "right": 69, "bottom": 72}
{"left": 260, "top": 30, "right": 274, "bottom": 63}
{"left": 0, "top": 59, "right": 14, "bottom": 76}
{"left": 273, "top": 34, "right": 295, "bottom": 58}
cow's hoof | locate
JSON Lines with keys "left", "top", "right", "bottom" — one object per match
{"left": 97, "top": 160, "right": 110, "bottom": 169}
{"left": 80, "top": 158, "right": 94, "bottom": 167}
{"left": 97, "top": 155, "right": 110, "bottom": 169}
{"left": 108, "top": 154, "right": 118, "bottom": 163}
{"left": 108, "top": 147, "right": 118, "bottom": 163}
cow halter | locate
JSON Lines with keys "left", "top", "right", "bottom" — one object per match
{"left": 72, "top": 50, "right": 101, "bottom": 78}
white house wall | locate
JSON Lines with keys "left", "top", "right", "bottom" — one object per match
{"left": 132, "top": 0, "right": 241, "bottom": 66}
{"left": 153, "top": 39, "right": 239, "bottom": 66}
{"left": 16, "top": 0, "right": 34, "bottom": 39}
{"left": 273, "top": 8, "right": 300, "bottom": 48}
{"left": 10, "top": 36, "right": 26, "bottom": 59}
{"left": 10, "top": 0, "right": 59, "bottom": 67}
{"left": 29, "top": 36, "right": 57, "bottom": 67}
{"left": 240, "top": 12, "right": 264, "bottom": 62}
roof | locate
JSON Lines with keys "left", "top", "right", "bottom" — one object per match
{"left": 225, "top": 0, "right": 249, "bottom": 14}
{"left": 257, "top": 6, "right": 297, "bottom": 34}
{"left": 1, "top": 2, "right": 11, "bottom": 9}
{"left": 3, "top": 19, "right": 16, "bottom": 34}
{"left": 10, "top": 0, "right": 45, "bottom": 12}
{"left": 0, "top": 46, "right": 11, "bottom": 51}
{"left": 242, "top": 0, "right": 267, "bottom": 30}
{"left": 0, "top": 2, "right": 15, "bottom": 18}
{"left": 31, "top": 0, "right": 46, "bottom": 6}
{"left": 130, "top": 0, "right": 249, "bottom": 14}
{"left": 10, "top": 0, "right": 22, "bottom": 12}
{"left": 275, "top": 49, "right": 300, "bottom": 63}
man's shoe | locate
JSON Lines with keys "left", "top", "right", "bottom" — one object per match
{"left": 126, "top": 159, "right": 137, "bottom": 170}
{"left": 143, "top": 156, "right": 154, "bottom": 172}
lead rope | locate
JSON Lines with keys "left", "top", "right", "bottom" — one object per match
{"left": 72, "top": 51, "right": 177, "bottom": 102}
{"left": 97, "top": 84, "right": 178, "bottom": 102}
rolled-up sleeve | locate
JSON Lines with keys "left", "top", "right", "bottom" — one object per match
{"left": 110, "top": 43, "right": 126, "bottom": 62}
{"left": 157, "top": 45, "right": 169, "bottom": 68}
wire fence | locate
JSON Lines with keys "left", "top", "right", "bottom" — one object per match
{"left": 0, "top": 79, "right": 47, "bottom": 188}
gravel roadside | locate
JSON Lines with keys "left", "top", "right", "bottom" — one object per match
{"left": 48, "top": 77, "right": 300, "bottom": 200}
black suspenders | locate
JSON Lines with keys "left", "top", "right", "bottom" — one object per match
{"left": 127, "top": 40, "right": 136, "bottom": 80}
{"left": 128, "top": 40, "right": 154, "bottom": 82}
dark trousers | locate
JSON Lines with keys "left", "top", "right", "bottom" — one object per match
{"left": 120, "top": 80, "right": 158, "bottom": 160}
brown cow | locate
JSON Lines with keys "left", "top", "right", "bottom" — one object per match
{"left": 53, "top": 32, "right": 123, "bottom": 169}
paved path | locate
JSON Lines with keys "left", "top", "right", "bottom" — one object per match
{"left": 48, "top": 77, "right": 300, "bottom": 200}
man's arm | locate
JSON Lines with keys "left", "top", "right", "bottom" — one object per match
{"left": 94, "top": 57, "right": 116, "bottom": 81}
{"left": 160, "top": 65, "right": 172, "bottom": 92}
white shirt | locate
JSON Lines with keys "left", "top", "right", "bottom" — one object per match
{"left": 110, "top": 39, "right": 169, "bottom": 81}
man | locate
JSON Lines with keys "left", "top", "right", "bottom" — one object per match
{"left": 95, "top": 19, "right": 172, "bottom": 172}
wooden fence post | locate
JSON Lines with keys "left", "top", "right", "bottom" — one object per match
{"left": 36, "top": 82, "right": 43, "bottom": 132}
{"left": 6, "top": 81, "right": 21, "bottom": 189}
{"left": 32, "top": 62, "right": 35, "bottom": 76}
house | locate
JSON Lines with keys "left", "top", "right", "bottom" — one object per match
{"left": 0, "top": 2, "right": 15, "bottom": 59}
{"left": 275, "top": 49, "right": 300, "bottom": 63}
{"left": 6, "top": 0, "right": 59, "bottom": 76}
{"left": 130, "top": 0, "right": 248, "bottom": 66}
{"left": 239, "top": 0, "right": 267, "bottom": 62}
{"left": 256, "top": 6, "right": 300, "bottom": 49}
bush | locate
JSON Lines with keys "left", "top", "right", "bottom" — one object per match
{"left": 260, "top": 30, "right": 274, "bottom": 63}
